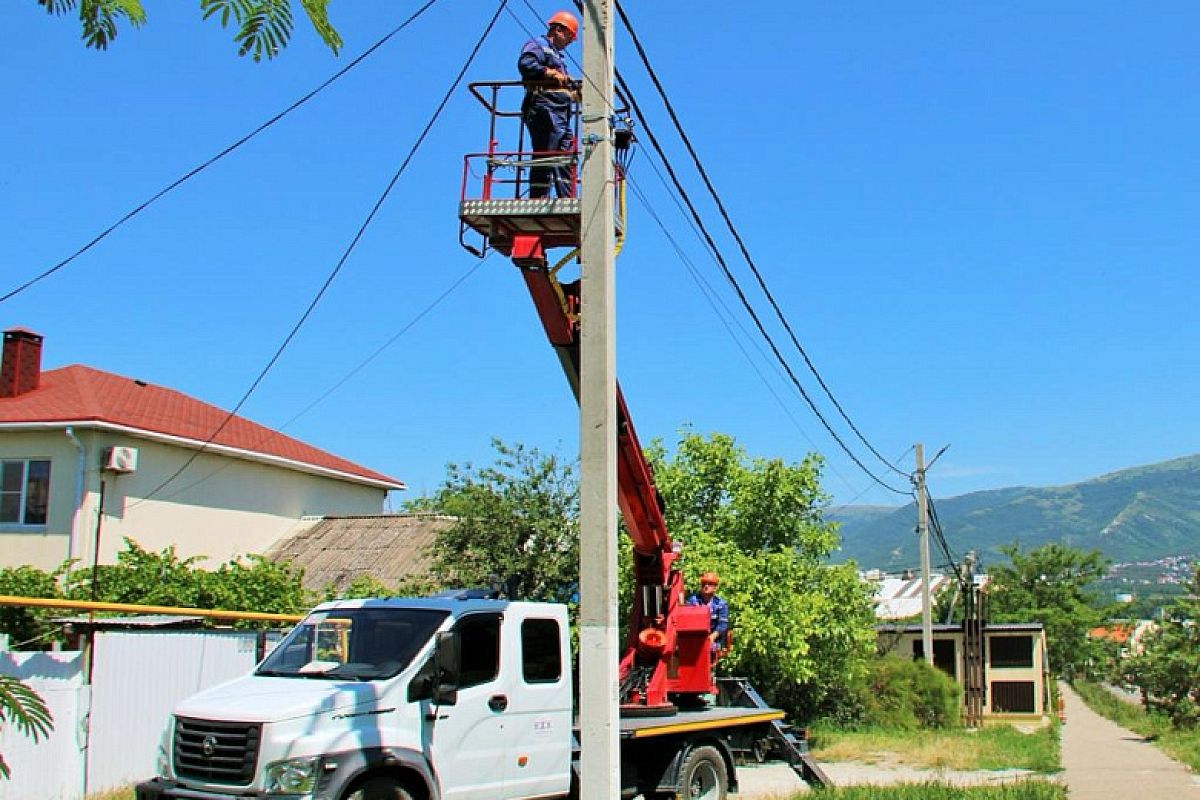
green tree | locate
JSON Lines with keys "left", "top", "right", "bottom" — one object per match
{"left": 1123, "top": 567, "right": 1200, "bottom": 728}
{"left": 0, "top": 674, "right": 53, "bottom": 779}
{"left": 410, "top": 432, "right": 876, "bottom": 721}
{"left": 645, "top": 431, "right": 876, "bottom": 719}
{"left": 986, "top": 542, "right": 1111, "bottom": 678}
{"left": 0, "top": 566, "right": 64, "bottom": 648}
{"left": 34, "top": 0, "right": 342, "bottom": 60}
{"left": 406, "top": 440, "right": 579, "bottom": 603}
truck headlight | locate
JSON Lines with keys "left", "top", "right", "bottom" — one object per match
{"left": 264, "top": 756, "right": 319, "bottom": 795}
{"left": 156, "top": 742, "right": 171, "bottom": 778}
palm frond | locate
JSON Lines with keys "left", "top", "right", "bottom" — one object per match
{"left": 0, "top": 674, "right": 54, "bottom": 778}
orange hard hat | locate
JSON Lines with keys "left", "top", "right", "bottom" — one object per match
{"left": 700, "top": 571, "right": 720, "bottom": 586}
{"left": 547, "top": 11, "right": 579, "bottom": 38}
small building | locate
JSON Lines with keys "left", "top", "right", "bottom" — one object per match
{"left": 878, "top": 622, "right": 1050, "bottom": 723}
{"left": 0, "top": 328, "right": 404, "bottom": 571}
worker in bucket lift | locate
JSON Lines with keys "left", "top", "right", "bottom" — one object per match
{"left": 687, "top": 571, "right": 730, "bottom": 656}
{"left": 518, "top": 10, "right": 579, "bottom": 198}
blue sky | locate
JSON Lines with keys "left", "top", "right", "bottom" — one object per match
{"left": 4, "top": 1, "right": 1198, "bottom": 514}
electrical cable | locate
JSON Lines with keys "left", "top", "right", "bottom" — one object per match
{"left": 135, "top": 0, "right": 511, "bottom": 504}
{"left": 614, "top": 0, "right": 908, "bottom": 480}
{"left": 626, "top": 177, "right": 843, "bottom": 472}
{"left": 132, "top": 257, "right": 490, "bottom": 505}
{"left": 613, "top": 72, "right": 907, "bottom": 496}
{"left": 0, "top": 0, "right": 445, "bottom": 306}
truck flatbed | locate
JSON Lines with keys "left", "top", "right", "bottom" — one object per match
{"left": 613, "top": 706, "right": 786, "bottom": 740}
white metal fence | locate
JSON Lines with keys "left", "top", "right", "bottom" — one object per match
{"left": 1, "top": 630, "right": 282, "bottom": 800}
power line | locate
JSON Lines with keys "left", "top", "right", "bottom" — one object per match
{"left": 135, "top": 0, "right": 511, "bottom": 504}
{"left": 613, "top": 74, "right": 906, "bottom": 496}
{"left": 0, "top": 0, "right": 445, "bottom": 306}
{"left": 135, "top": 257, "right": 489, "bottom": 505}
{"left": 614, "top": 0, "right": 907, "bottom": 481}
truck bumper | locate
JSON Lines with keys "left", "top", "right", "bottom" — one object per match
{"left": 135, "top": 777, "right": 303, "bottom": 800}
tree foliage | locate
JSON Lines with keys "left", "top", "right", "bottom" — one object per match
{"left": 0, "top": 539, "right": 310, "bottom": 644}
{"left": 405, "top": 440, "right": 579, "bottom": 604}
{"left": 34, "top": 0, "right": 342, "bottom": 60}
{"left": 644, "top": 431, "right": 876, "bottom": 719}
{"left": 0, "top": 674, "right": 54, "bottom": 779}
{"left": 986, "top": 542, "right": 1111, "bottom": 678}
{"left": 1123, "top": 567, "right": 1200, "bottom": 728}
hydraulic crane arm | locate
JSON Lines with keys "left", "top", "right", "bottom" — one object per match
{"left": 457, "top": 81, "right": 713, "bottom": 713}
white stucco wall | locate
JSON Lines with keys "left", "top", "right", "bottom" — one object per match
{"left": 0, "top": 426, "right": 390, "bottom": 571}
{"left": 0, "top": 429, "right": 80, "bottom": 569}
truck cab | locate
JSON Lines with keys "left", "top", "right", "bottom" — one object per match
{"left": 136, "top": 595, "right": 573, "bottom": 800}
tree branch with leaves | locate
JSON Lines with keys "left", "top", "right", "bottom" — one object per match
{"left": 35, "top": 0, "right": 342, "bottom": 60}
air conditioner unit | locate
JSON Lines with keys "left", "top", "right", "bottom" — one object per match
{"left": 101, "top": 446, "right": 139, "bottom": 473}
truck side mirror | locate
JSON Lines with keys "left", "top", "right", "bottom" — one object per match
{"left": 433, "top": 631, "right": 460, "bottom": 706}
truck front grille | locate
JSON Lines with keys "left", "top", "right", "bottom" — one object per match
{"left": 173, "top": 716, "right": 261, "bottom": 785}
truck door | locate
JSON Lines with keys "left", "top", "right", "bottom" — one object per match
{"left": 501, "top": 612, "right": 573, "bottom": 799}
{"left": 426, "top": 612, "right": 509, "bottom": 800}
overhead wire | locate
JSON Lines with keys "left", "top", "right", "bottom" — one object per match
{"left": 625, "top": 177, "right": 843, "bottom": 476}
{"left": 132, "top": 257, "right": 491, "bottom": 506}
{"left": 501, "top": 2, "right": 906, "bottom": 495}
{"left": 612, "top": 69, "right": 907, "bottom": 495}
{"left": 0, "top": 0, "right": 446, "bottom": 306}
{"left": 614, "top": 0, "right": 908, "bottom": 481}
{"left": 135, "top": 0, "right": 512, "bottom": 504}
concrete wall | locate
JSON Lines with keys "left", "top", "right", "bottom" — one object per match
{"left": 0, "top": 427, "right": 387, "bottom": 571}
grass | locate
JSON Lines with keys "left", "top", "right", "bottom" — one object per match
{"left": 1072, "top": 679, "right": 1200, "bottom": 772}
{"left": 810, "top": 724, "right": 1060, "bottom": 774}
{"left": 87, "top": 788, "right": 135, "bottom": 800}
{"left": 810, "top": 781, "right": 1066, "bottom": 799}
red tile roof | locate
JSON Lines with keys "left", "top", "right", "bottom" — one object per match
{"left": 0, "top": 364, "right": 403, "bottom": 488}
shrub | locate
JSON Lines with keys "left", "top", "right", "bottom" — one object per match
{"left": 857, "top": 655, "right": 962, "bottom": 730}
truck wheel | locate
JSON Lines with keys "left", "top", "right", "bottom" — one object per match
{"left": 679, "top": 745, "right": 727, "bottom": 800}
{"left": 345, "top": 777, "right": 414, "bottom": 800}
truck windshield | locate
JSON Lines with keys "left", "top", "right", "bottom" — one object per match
{"left": 256, "top": 607, "right": 449, "bottom": 681}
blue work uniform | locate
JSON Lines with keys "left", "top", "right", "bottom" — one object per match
{"left": 517, "top": 35, "right": 575, "bottom": 198}
{"left": 686, "top": 593, "right": 730, "bottom": 651}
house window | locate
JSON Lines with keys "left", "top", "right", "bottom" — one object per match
{"left": 1, "top": 459, "right": 51, "bottom": 526}
{"left": 913, "top": 638, "right": 958, "bottom": 679}
{"left": 989, "top": 635, "right": 1034, "bottom": 668}
{"left": 991, "top": 680, "right": 1036, "bottom": 713}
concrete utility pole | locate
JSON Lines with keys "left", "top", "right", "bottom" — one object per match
{"left": 915, "top": 443, "right": 933, "bottom": 666}
{"left": 578, "top": 2, "right": 619, "bottom": 799}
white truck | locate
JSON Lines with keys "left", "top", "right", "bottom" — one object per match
{"left": 134, "top": 592, "right": 821, "bottom": 800}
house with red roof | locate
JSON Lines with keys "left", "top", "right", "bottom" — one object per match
{"left": 0, "top": 328, "right": 404, "bottom": 572}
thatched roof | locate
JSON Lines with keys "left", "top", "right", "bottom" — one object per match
{"left": 265, "top": 514, "right": 455, "bottom": 593}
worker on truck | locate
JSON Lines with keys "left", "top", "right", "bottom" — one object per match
{"left": 518, "top": 10, "right": 579, "bottom": 198}
{"left": 687, "top": 571, "right": 730, "bottom": 656}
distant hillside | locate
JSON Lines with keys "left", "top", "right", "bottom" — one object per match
{"left": 828, "top": 454, "right": 1200, "bottom": 569}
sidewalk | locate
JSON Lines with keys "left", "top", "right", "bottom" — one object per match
{"left": 1059, "top": 680, "right": 1200, "bottom": 798}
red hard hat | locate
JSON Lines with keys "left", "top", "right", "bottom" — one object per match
{"left": 547, "top": 11, "right": 579, "bottom": 38}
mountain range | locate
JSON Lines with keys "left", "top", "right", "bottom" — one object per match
{"left": 827, "top": 454, "right": 1200, "bottom": 570}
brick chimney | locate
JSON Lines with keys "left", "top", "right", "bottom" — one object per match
{"left": 1, "top": 328, "right": 44, "bottom": 398}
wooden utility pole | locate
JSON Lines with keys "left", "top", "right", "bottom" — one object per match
{"left": 915, "top": 443, "right": 933, "bottom": 666}
{"left": 578, "top": 2, "right": 619, "bottom": 798}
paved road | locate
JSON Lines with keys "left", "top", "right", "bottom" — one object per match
{"left": 1059, "top": 680, "right": 1200, "bottom": 799}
